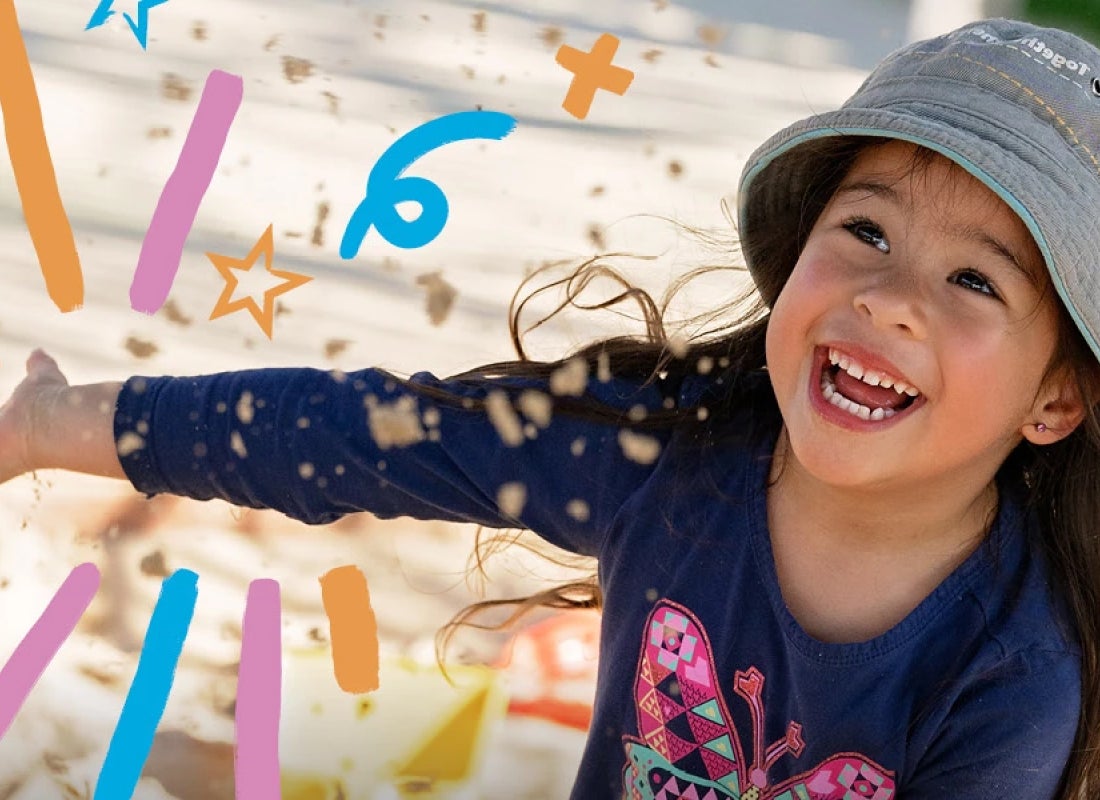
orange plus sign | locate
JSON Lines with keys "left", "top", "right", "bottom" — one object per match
{"left": 555, "top": 33, "right": 635, "bottom": 120}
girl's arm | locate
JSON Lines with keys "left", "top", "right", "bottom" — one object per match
{"left": 2, "top": 349, "right": 685, "bottom": 558}
{"left": 108, "top": 360, "right": 671, "bottom": 551}
{"left": 0, "top": 349, "right": 125, "bottom": 483}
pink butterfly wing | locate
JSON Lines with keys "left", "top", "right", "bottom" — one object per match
{"left": 631, "top": 600, "right": 748, "bottom": 791}
{"left": 765, "top": 753, "right": 896, "bottom": 799}
{"left": 626, "top": 600, "right": 898, "bottom": 800}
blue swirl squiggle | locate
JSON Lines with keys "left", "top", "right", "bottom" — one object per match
{"left": 340, "top": 110, "right": 517, "bottom": 256}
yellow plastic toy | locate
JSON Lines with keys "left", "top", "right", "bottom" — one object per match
{"left": 280, "top": 648, "right": 507, "bottom": 800}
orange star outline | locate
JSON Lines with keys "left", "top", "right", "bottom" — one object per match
{"left": 207, "top": 224, "right": 312, "bottom": 339}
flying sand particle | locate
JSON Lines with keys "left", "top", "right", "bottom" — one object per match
{"left": 236, "top": 391, "right": 255, "bottom": 424}
{"left": 497, "top": 482, "right": 527, "bottom": 517}
{"left": 365, "top": 395, "right": 426, "bottom": 449}
{"left": 140, "top": 550, "right": 170, "bottom": 577}
{"left": 282, "top": 56, "right": 314, "bottom": 84}
{"left": 160, "top": 299, "right": 192, "bottom": 326}
{"left": 312, "top": 201, "right": 330, "bottom": 246}
{"left": 230, "top": 431, "right": 248, "bottom": 458}
{"left": 619, "top": 430, "right": 661, "bottom": 464}
{"left": 668, "top": 334, "right": 689, "bottom": 358}
{"left": 325, "top": 339, "right": 351, "bottom": 359}
{"left": 415, "top": 271, "right": 458, "bottom": 326}
{"left": 486, "top": 391, "right": 525, "bottom": 446}
{"left": 161, "top": 73, "right": 193, "bottom": 102}
{"left": 597, "top": 351, "right": 612, "bottom": 383}
{"left": 698, "top": 24, "right": 726, "bottom": 47}
{"left": 117, "top": 432, "right": 145, "bottom": 457}
{"left": 566, "top": 499, "right": 590, "bottom": 522}
{"left": 125, "top": 336, "right": 158, "bottom": 359}
{"left": 551, "top": 358, "right": 588, "bottom": 396}
{"left": 518, "top": 390, "right": 553, "bottom": 428}
{"left": 588, "top": 224, "right": 606, "bottom": 250}
{"left": 539, "top": 26, "right": 564, "bottom": 49}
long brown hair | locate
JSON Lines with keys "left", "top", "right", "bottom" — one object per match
{"left": 407, "top": 137, "right": 1100, "bottom": 799}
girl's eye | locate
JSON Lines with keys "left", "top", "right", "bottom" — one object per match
{"left": 841, "top": 216, "right": 1003, "bottom": 301}
{"left": 842, "top": 217, "right": 890, "bottom": 253}
{"left": 949, "top": 269, "right": 1001, "bottom": 300}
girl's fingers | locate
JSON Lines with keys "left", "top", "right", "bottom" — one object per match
{"left": 27, "top": 348, "right": 48, "bottom": 368}
{"left": 28, "top": 348, "right": 55, "bottom": 369}
{"left": 25, "top": 349, "right": 66, "bottom": 384}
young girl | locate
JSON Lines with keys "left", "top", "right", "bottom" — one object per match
{"left": 1, "top": 16, "right": 1099, "bottom": 800}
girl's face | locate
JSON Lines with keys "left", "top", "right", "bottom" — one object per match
{"left": 766, "top": 140, "right": 1073, "bottom": 494}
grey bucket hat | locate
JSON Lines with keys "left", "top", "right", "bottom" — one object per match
{"left": 737, "top": 18, "right": 1100, "bottom": 364}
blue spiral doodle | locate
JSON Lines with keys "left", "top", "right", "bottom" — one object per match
{"left": 340, "top": 110, "right": 517, "bottom": 256}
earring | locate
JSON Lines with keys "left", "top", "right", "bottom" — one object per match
{"left": 1035, "top": 423, "right": 1047, "bottom": 433}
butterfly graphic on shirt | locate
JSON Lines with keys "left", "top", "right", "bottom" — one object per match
{"left": 621, "top": 600, "right": 896, "bottom": 800}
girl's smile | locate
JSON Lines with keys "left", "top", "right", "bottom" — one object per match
{"left": 809, "top": 344, "right": 926, "bottom": 432}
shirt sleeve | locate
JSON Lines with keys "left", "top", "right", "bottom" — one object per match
{"left": 112, "top": 366, "right": 694, "bottom": 556}
{"left": 903, "top": 647, "right": 1080, "bottom": 798}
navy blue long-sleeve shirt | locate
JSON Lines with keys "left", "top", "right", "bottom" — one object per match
{"left": 113, "top": 365, "right": 1080, "bottom": 799}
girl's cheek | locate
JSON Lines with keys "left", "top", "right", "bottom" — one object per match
{"left": 787, "top": 252, "right": 850, "bottom": 301}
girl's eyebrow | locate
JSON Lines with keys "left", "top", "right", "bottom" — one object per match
{"left": 834, "top": 179, "right": 1039, "bottom": 287}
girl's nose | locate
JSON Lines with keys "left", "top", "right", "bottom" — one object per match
{"left": 850, "top": 270, "right": 928, "bottom": 340}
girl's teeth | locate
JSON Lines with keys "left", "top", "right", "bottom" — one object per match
{"left": 820, "top": 370, "right": 897, "bottom": 421}
{"left": 827, "top": 348, "right": 919, "bottom": 397}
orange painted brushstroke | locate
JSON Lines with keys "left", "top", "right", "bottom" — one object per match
{"left": 0, "top": 0, "right": 83, "bottom": 312}
{"left": 319, "top": 565, "right": 379, "bottom": 694}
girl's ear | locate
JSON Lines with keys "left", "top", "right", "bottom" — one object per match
{"left": 1023, "top": 366, "right": 1091, "bottom": 445}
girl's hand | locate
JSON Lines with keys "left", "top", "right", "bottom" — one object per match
{"left": 0, "top": 351, "right": 125, "bottom": 482}
{"left": 0, "top": 349, "right": 71, "bottom": 484}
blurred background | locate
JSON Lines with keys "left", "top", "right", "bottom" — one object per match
{"left": 1024, "top": 0, "right": 1100, "bottom": 43}
{"left": 0, "top": 0, "right": 1092, "bottom": 798}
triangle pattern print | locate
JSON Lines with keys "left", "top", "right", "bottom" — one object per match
{"left": 621, "top": 599, "right": 897, "bottom": 799}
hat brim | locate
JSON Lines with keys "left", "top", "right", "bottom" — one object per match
{"left": 737, "top": 101, "right": 1100, "bottom": 363}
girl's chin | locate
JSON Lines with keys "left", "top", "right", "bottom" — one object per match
{"left": 777, "top": 424, "right": 908, "bottom": 489}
